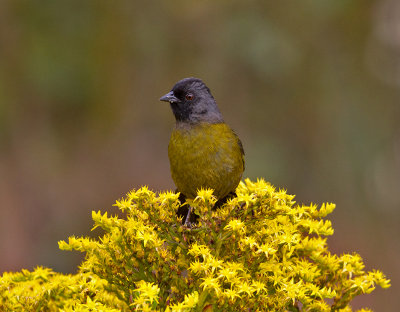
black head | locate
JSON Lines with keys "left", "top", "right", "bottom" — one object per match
{"left": 160, "top": 77, "right": 223, "bottom": 124}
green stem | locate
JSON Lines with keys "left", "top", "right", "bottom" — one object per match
{"left": 196, "top": 290, "right": 210, "bottom": 312}
{"left": 215, "top": 231, "right": 232, "bottom": 257}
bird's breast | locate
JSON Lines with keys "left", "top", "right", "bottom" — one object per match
{"left": 168, "top": 122, "right": 244, "bottom": 199}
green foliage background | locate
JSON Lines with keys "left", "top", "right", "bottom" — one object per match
{"left": 0, "top": 0, "right": 398, "bottom": 310}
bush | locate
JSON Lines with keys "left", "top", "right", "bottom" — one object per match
{"left": 0, "top": 179, "right": 390, "bottom": 311}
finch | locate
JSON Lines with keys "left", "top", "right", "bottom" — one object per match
{"left": 160, "top": 77, "right": 244, "bottom": 222}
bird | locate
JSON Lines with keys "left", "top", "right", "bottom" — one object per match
{"left": 160, "top": 77, "right": 244, "bottom": 224}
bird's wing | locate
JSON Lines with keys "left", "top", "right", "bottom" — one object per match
{"left": 234, "top": 132, "right": 245, "bottom": 170}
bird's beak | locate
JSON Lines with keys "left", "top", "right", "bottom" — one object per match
{"left": 160, "top": 91, "right": 180, "bottom": 104}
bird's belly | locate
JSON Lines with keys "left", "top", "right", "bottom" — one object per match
{"left": 168, "top": 124, "right": 243, "bottom": 199}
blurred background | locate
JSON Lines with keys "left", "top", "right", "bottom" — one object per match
{"left": 0, "top": 0, "right": 399, "bottom": 310}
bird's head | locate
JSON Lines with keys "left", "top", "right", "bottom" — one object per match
{"left": 160, "top": 77, "right": 223, "bottom": 124}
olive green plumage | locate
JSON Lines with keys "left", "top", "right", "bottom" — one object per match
{"left": 169, "top": 122, "right": 244, "bottom": 199}
{"left": 160, "top": 77, "right": 244, "bottom": 203}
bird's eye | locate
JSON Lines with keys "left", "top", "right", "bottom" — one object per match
{"left": 185, "top": 93, "right": 194, "bottom": 101}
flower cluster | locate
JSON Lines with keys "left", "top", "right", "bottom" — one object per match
{"left": 0, "top": 179, "right": 390, "bottom": 311}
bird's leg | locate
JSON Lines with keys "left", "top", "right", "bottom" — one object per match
{"left": 184, "top": 206, "right": 192, "bottom": 227}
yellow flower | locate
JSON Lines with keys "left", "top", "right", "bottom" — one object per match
{"left": 256, "top": 243, "right": 277, "bottom": 258}
{"left": 218, "top": 266, "right": 238, "bottom": 281}
{"left": 114, "top": 197, "right": 133, "bottom": 211}
{"left": 236, "top": 281, "right": 254, "bottom": 297}
{"left": 189, "top": 260, "right": 205, "bottom": 274}
{"left": 224, "top": 261, "right": 245, "bottom": 273}
{"left": 200, "top": 276, "right": 222, "bottom": 295}
{"left": 240, "top": 235, "right": 257, "bottom": 248}
{"left": 251, "top": 281, "right": 266, "bottom": 295}
{"left": 134, "top": 280, "right": 160, "bottom": 304}
{"left": 205, "top": 255, "right": 223, "bottom": 273}
{"left": 182, "top": 291, "right": 199, "bottom": 308}
{"left": 223, "top": 288, "right": 241, "bottom": 301}
{"left": 224, "top": 219, "right": 246, "bottom": 234}
{"left": 135, "top": 229, "right": 157, "bottom": 247}
{"left": 188, "top": 242, "right": 211, "bottom": 258}
{"left": 195, "top": 188, "right": 216, "bottom": 203}
{"left": 237, "top": 193, "right": 255, "bottom": 207}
